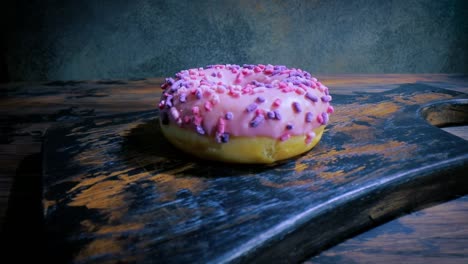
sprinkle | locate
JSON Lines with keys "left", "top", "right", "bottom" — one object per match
{"left": 265, "top": 84, "right": 273, "bottom": 88}
{"left": 161, "top": 111, "right": 169, "bottom": 125}
{"left": 266, "top": 111, "right": 275, "bottom": 119}
{"left": 217, "top": 118, "right": 225, "bottom": 133}
{"left": 327, "top": 105, "right": 334, "bottom": 114}
{"left": 273, "top": 98, "right": 281, "bottom": 107}
{"left": 234, "top": 75, "right": 242, "bottom": 84}
{"left": 217, "top": 72, "right": 223, "bottom": 78}
{"left": 305, "top": 112, "right": 313, "bottom": 123}
{"left": 211, "top": 72, "right": 217, "bottom": 77}
{"left": 196, "top": 125, "right": 205, "bottom": 135}
{"left": 220, "top": 133, "right": 230, "bottom": 143}
{"left": 183, "top": 115, "right": 191, "bottom": 124}
{"left": 216, "top": 85, "right": 226, "bottom": 93}
{"left": 286, "top": 123, "right": 294, "bottom": 130}
{"left": 179, "top": 93, "right": 187, "bottom": 103}
{"left": 321, "top": 95, "right": 332, "bottom": 102}
{"left": 211, "top": 94, "right": 220, "bottom": 105}
{"left": 295, "top": 88, "right": 305, "bottom": 95}
{"left": 170, "top": 107, "right": 180, "bottom": 119}
{"left": 255, "top": 108, "right": 265, "bottom": 115}
{"left": 246, "top": 103, "right": 258, "bottom": 112}
{"left": 256, "top": 96, "right": 266, "bottom": 103}
{"left": 280, "top": 133, "right": 291, "bottom": 141}
{"left": 250, "top": 114, "right": 265, "bottom": 127}
{"left": 192, "top": 106, "right": 200, "bottom": 115}
{"left": 158, "top": 100, "right": 166, "bottom": 109}
{"left": 225, "top": 112, "right": 234, "bottom": 120}
{"left": 165, "top": 95, "right": 173, "bottom": 107}
{"left": 292, "top": 102, "right": 302, "bottom": 113}
{"left": 195, "top": 89, "right": 202, "bottom": 99}
{"left": 253, "top": 66, "right": 262, "bottom": 73}
{"left": 321, "top": 112, "right": 329, "bottom": 124}
{"left": 305, "top": 92, "right": 318, "bottom": 102}
{"left": 193, "top": 116, "right": 203, "bottom": 126}
{"left": 242, "top": 68, "right": 251, "bottom": 75}
{"left": 273, "top": 110, "right": 282, "bottom": 120}
{"left": 305, "top": 132, "right": 316, "bottom": 144}
{"left": 204, "top": 101, "right": 212, "bottom": 111}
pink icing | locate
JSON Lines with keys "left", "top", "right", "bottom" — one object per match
{"left": 159, "top": 64, "right": 333, "bottom": 144}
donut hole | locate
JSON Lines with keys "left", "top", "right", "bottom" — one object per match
{"left": 204, "top": 68, "right": 288, "bottom": 88}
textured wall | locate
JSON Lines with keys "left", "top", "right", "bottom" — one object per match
{"left": 6, "top": 0, "right": 468, "bottom": 81}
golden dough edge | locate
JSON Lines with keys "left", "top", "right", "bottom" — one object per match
{"left": 160, "top": 123, "right": 325, "bottom": 164}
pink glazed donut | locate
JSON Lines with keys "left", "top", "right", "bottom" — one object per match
{"left": 158, "top": 64, "right": 333, "bottom": 163}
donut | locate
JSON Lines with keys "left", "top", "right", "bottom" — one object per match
{"left": 158, "top": 64, "right": 334, "bottom": 163}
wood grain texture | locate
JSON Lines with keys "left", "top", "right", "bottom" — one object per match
{"left": 308, "top": 195, "right": 468, "bottom": 264}
{"left": 1, "top": 75, "right": 467, "bottom": 262}
{"left": 42, "top": 84, "right": 468, "bottom": 263}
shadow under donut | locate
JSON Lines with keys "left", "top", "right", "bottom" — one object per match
{"left": 120, "top": 118, "right": 294, "bottom": 178}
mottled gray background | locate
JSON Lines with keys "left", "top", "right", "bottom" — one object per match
{"left": 4, "top": 0, "right": 468, "bottom": 81}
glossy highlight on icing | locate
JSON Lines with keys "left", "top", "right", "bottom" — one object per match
{"left": 159, "top": 64, "right": 333, "bottom": 144}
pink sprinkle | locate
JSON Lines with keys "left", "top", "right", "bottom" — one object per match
{"left": 231, "top": 69, "right": 238, "bottom": 74}
{"left": 229, "top": 90, "right": 240, "bottom": 97}
{"left": 204, "top": 101, "right": 212, "bottom": 111}
{"left": 216, "top": 85, "right": 226, "bottom": 93}
{"left": 242, "top": 69, "right": 251, "bottom": 75}
{"left": 305, "top": 132, "right": 316, "bottom": 144}
{"left": 253, "top": 66, "right": 262, "bottom": 73}
{"left": 190, "top": 75, "right": 197, "bottom": 80}
{"left": 279, "top": 82, "right": 287, "bottom": 88}
{"left": 217, "top": 72, "right": 223, "bottom": 78}
{"left": 280, "top": 133, "right": 291, "bottom": 141}
{"left": 273, "top": 98, "right": 282, "bottom": 107}
{"left": 295, "top": 88, "right": 305, "bottom": 95}
{"left": 189, "top": 69, "right": 197, "bottom": 75}
{"left": 192, "top": 106, "right": 200, "bottom": 115}
{"left": 255, "top": 108, "right": 265, "bottom": 115}
{"left": 193, "top": 116, "right": 203, "bottom": 126}
{"left": 327, "top": 105, "right": 335, "bottom": 114}
{"left": 316, "top": 114, "right": 324, "bottom": 124}
{"left": 203, "top": 89, "right": 212, "bottom": 98}
{"left": 234, "top": 75, "right": 242, "bottom": 84}
{"left": 264, "top": 68, "right": 273, "bottom": 74}
{"left": 198, "top": 71, "right": 205, "bottom": 76}
{"left": 211, "top": 95, "right": 220, "bottom": 105}
{"left": 170, "top": 107, "right": 180, "bottom": 119}
{"left": 217, "top": 118, "right": 225, "bottom": 133}
{"left": 258, "top": 64, "right": 266, "bottom": 69}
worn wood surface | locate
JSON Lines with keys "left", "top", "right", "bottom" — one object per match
{"left": 1, "top": 75, "right": 467, "bottom": 263}
{"left": 309, "top": 195, "right": 468, "bottom": 264}
{"left": 43, "top": 83, "right": 468, "bottom": 263}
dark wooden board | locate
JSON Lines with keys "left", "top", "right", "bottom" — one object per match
{"left": 43, "top": 84, "right": 468, "bottom": 263}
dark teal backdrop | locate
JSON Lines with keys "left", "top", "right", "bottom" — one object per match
{"left": 5, "top": 0, "right": 468, "bottom": 81}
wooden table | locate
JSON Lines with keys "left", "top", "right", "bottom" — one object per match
{"left": 1, "top": 74, "right": 467, "bottom": 262}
